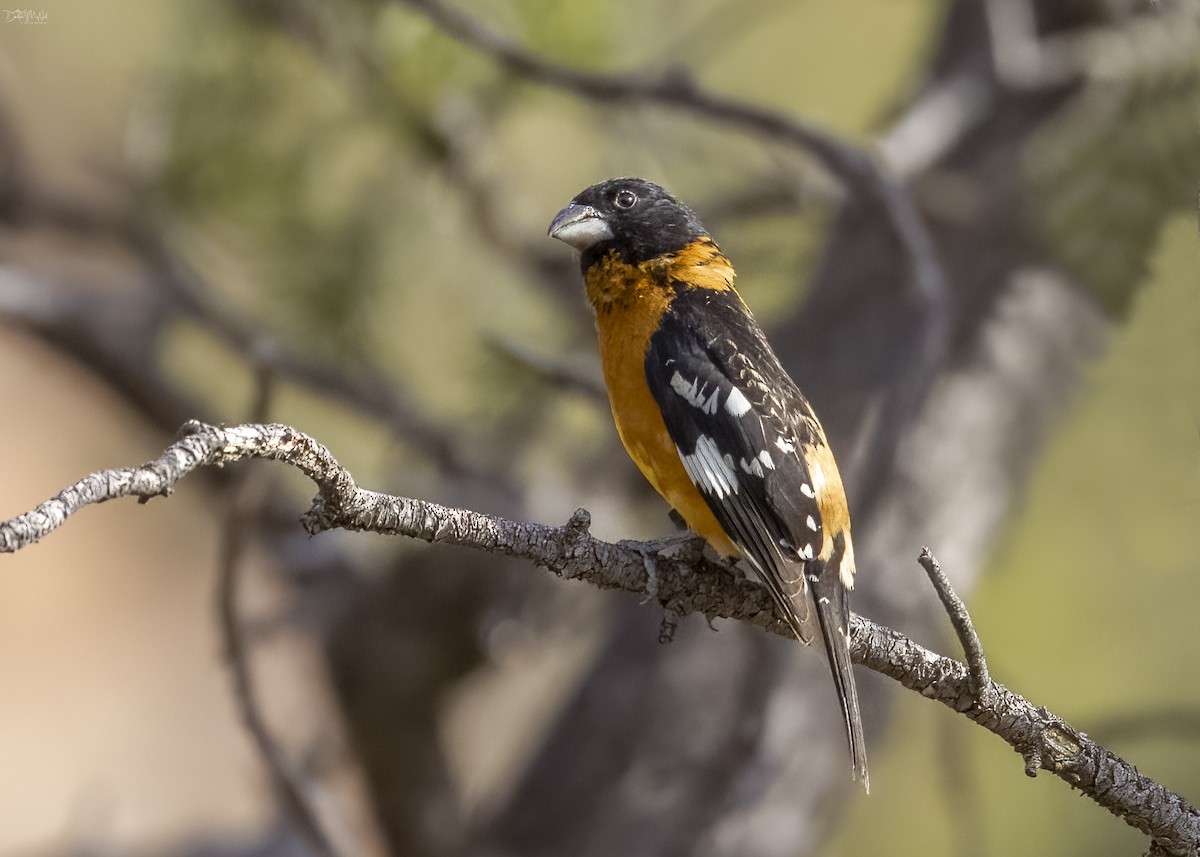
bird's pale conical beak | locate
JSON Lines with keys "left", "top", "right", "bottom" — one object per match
{"left": 548, "top": 202, "right": 613, "bottom": 251}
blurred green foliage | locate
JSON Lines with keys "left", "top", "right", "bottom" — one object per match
{"left": 1027, "top": 67, "right": 1200, "bottom": 316}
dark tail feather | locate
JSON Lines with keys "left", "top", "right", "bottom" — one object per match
{"left": 811, "top": 568, "right": 869, "bottom": 792}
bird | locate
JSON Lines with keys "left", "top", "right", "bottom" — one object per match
{"left": 548, "top": 177, "right": 868, "bottom": 790}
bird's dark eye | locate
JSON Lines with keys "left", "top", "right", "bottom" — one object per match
{"left": 614, "top": 189, "right": 638, "bottom": 209}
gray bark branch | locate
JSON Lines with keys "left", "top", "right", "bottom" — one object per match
{"left": 2, "top": 420, "right": 1197, "bottom": 855}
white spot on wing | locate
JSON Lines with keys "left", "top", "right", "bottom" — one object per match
{"left": 800, "top": 482, "right": 814, "bottom": 498}
{"left": 678, "top": 435, "right": 739, "bottom": 500}
{"left": 775, "top": 436, "right": 795, "bottom": 454}
{"left": 724, "top": 387, "right": 751, "bottom": 417}
{"left": 810, "top": 460, "right": 826, "bottom": 494}
{"left": 670, "top": 372, "right": 721, "bottom": 415}
{"left": 806, "top": 515, "right": 818, "bottom": 532}
{"left": 758, "top": 450, "right": 775, "bottom": 470}
{"left": 670, "top": 372, "right": 702, "bottom": 407}
{"left": 840, "top": 537, "right": 857, "bottom": 589}
{"left": 799, "top": 543, "right": 814, "bottom": 560}
{"left": 738, "top": 457, "right": 765, "bottom": 477}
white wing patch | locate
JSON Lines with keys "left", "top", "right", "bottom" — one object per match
{"left": 810, "top": 459, "right": 826, "bottom": 495}
{"left": 677, "top": 435, "right": 739, "bottom": 500}
{"left": 739, "top": 457, "right": 761, "bottom": 477}
{"left": 669, "top": 371, "right": 703, "bottom": 408}
{"left": 728, "top": 447, "right": 777, "bottom": 478}
{"left": 670, "top": 372, "right": 720, "bottom": 415}
{"left": 840, "top": 536, "right": 857, "bottom": 589}
{"left": 724, "top": 386, "right": 752, "bottom": 417}
{"left": 775, "top": 436, "right": 796, "bottom": 454}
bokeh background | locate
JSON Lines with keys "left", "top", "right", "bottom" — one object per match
{"left": 1, "top": 1, "right": 1198, "bottom": 855}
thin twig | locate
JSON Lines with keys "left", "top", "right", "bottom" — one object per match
{"left": 2, "top": 421, "right": 1198, "bottom": 855}
{"left": 919, "top": 546, "right": 992, "bottom": 705}
{"left": 214, "top": 369, "right": 338, "bottom": 857}
{"left": 216, "top": 478, "right": 338, "bottom": 857}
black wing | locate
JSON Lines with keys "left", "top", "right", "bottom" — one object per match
{"left": 647, "top": 286, "right": 869, "bottom": 788}
{"left": 645, "top": 289, "right": 828, "bottom": 641}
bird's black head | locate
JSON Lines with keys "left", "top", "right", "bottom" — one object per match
{"left": 548, "top": 178, "right": 709, "bottom": 270}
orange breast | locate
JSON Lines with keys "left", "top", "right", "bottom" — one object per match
{"left": 587, "top": 250, "right": 738, "bottom": 556}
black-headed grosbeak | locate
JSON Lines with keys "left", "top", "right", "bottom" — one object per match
{"left": 549, "top": 177, "right": 868, "bottom": 789}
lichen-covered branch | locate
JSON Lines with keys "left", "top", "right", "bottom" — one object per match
{"left": 2, "top": 421, "right": 1197, "bottom": 855}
